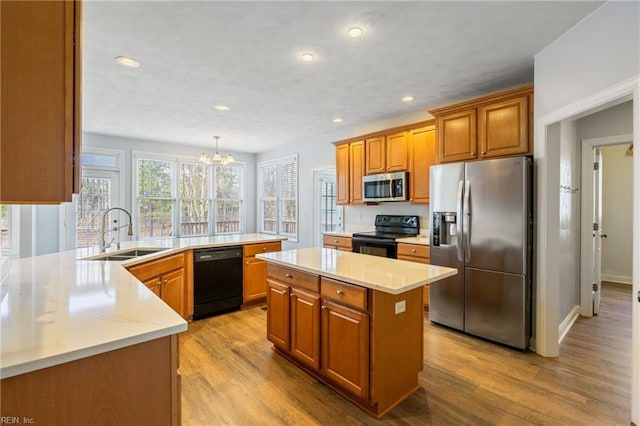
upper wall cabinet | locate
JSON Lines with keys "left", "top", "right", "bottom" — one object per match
{"left": 1, "top": 1, "right": 82, "bottom": 203}
{"left": 365, "top": 131, "right": 408, "bottom": 175}
{"left": 429, "top": 86, "right": 533, "bottom": 164}
{"left": 408, "top": 125, "right": 436, "bottom": 204}
{"left": 334, "top": 120, "right": 433, "bottom": 205}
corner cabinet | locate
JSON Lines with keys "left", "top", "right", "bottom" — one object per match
{"left": 266, "top": 263, "right": 423, "bottom": 418}
{"left": 430, "top": 86, "right": 533, "bottom": 164}
{"left": 1, "top": 0, "right": 82, "bottom": 203}
{"left": 243, "top": 241, "right": 282, "bottom": 305}
{"left": 127, "top": 252, "right": 190, "bottom": 319}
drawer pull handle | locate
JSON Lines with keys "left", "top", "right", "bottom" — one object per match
{"left": 336, "top": 290, "right": 344, "bottom": 296}
{"left": 285, "top": 273, "right": 293, "bottom": 279}
{"left": 262, "top": 247, "right": 267, "bottom": 251}
{"left": 334, "top": 240, "right": 339, "bottom": 243}
{"left": 411, "top": 248, "right": 416, "bottom": 253}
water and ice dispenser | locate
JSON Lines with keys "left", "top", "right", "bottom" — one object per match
{"left": 432, "top": 212, "right": 457, "bottom": 246}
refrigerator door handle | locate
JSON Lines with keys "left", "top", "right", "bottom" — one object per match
{"left": 463, "top": 180, "right": 471, "bottom": 262}
{"left": 456, "top": 180, "right": 464, "bottom": 262}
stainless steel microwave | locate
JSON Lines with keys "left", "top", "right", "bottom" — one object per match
{"left": 362, "top": 171, "right": 408, "bottom": 202}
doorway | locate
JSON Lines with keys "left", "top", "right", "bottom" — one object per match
{"left": 581, "top": 134, "right": 634, "bottom": 317}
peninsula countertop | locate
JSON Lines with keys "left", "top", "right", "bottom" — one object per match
{"left": 257, "top": 247, "right": 457, "bottom": 294}
{"left": 0, "top": 233, "right": 286, "bottom": 379}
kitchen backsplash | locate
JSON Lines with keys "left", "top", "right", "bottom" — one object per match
{"left": 343, "top": 202, "right": 430, "bottom": 236}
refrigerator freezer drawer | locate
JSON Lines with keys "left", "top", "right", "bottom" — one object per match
{"left": 428, "top": 272, "right": 464, "bottom": 331}
{"left": 464, "top": 268, "right": 529, "bottom": 349}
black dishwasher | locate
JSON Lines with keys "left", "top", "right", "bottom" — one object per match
{"left": 193, "top": 246, "right": 243, "bottom": 320}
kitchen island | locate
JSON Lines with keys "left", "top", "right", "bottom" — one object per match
{"left": 257, "top": 247, "right": 457, "bottom": 418}
{"left": 0, "top": 233, "right": 285, "bottom": 425}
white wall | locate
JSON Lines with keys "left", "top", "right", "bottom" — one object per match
{"left": 256, "top": 109, "right": 432, "bottom": 250}
{"left": 533, "top": 2, "right": 639, "bottom": 419}
{"left": 601, "top": 144, "right": 633, "bottom": 284}
{"left": 558, "top": 120, "right": 581, "bottom": 321}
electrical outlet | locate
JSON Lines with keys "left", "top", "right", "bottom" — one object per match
{"left": 394, "top": 300, "right": 406, "bottom": 314}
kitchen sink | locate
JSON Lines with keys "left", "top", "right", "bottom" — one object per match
{"left": 84, "top": 248, "right": 166, "bottom": 261}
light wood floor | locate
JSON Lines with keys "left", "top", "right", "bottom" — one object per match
{"left": 180, "top": 282, "right": 632, "bottom": 425}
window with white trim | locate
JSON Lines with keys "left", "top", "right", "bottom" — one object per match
{"left": 0, "top": 205, "right": 19, "bottom": 256}
{"left": 258, "top": 155, "right": 298, "bottom": 241}
{"left": 134, "top": 153, "right": 244, "bottom": 239}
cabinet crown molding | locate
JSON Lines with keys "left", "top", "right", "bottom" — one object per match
{"left": 332, "top": 119, "right": 435, "bottom": 146}
{"left": 429, "top": 85, "right": 533, "bottom": 117}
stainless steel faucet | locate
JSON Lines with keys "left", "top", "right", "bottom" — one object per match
{"left": 100, "top": 207, "right": 133, "bottom": 252}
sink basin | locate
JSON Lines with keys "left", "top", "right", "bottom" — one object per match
{"left": 85, "top": 248, "right": 166, "bottom": 261}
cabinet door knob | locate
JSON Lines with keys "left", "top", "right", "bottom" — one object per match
{"left": 411, "top": 248, "right": 416, "bottom": 253}
{"left": 321, "top": 305, "right": 327, "bottom": 310}
{"left": 336, "top": 289, "right": 344, "bottom": 296}
{"left": 163, "top": 279, "right": 168, "bottom": 285}
{"left": 289, "top": 293, "right": 294, "bottom": 297}
{"left": 262, "top": 247, "right": 267, "bottom": 251}
{"left": 481, "top": 151, "right": 487, "bottom": 155}
{"left": 285, "top": 273, "right": 293, "bottom": 279}
{"left": 470, "top": 152, "right": 475, "bottom": 156}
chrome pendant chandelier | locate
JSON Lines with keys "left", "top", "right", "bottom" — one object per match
{"left": 199, "top": 136, "right": 235, "bottom": 165}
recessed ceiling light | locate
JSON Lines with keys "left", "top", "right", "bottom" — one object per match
{"left": 333, "top": 118, "right": 343, "bottom": 123}
{"left": 301, "top": 53, "right": 314, "bottom": 62}
{"left": 115, "top": 56, "right": 140, "bottom": 68}
{"left": 402, "top": 96, "right": 414, "bottom": 102}
{"left": 214, "top": 105, "right": 230, "bottom": 111}
{"left": 348, "top": 27, "right": 363, "bottom": 38}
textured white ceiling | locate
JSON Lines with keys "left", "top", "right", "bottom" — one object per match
{"left": 82, "top": 1, "right": 602, "bottom": 154}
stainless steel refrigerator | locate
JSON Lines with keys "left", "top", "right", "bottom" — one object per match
{"left": 429, "top": 156, "right": 533, "bottom": 349}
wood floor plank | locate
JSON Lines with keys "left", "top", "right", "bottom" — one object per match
{"left": 179, "top": 283, "right": 632, "bottom": 425}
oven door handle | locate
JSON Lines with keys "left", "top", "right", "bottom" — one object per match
{"left": 352, "top": 237, "right": 397, "bottom": 246}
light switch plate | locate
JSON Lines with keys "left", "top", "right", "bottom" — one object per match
{"left": 395, "top": 300, "right": 406, "bottom": 314}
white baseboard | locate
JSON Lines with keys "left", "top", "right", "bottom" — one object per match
{"left": 558, "top": 305, "right": 580, "bottom": 343}
{"left": 601, "top": 274, "right": 632, "bottom": 285}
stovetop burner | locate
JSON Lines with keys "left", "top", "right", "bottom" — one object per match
{"left": 352, "top": 215, "right": 420, "bottom": 241}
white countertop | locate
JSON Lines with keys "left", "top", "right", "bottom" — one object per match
{"left": 0, "top": 233, "right": 286, "bottom": 379}
{"left": 257, "top": 247, "right": 456, "bottom": 295}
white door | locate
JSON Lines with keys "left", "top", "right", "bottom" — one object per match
{"left": 592, "top": 148, "right": 604, "bottom": 314}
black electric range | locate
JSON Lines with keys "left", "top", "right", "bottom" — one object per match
{"left": 351, "top": 215, "right": 419, "bottom": 258}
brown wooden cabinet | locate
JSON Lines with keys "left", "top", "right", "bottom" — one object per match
{"left": 397, "top": 243, "right": 430, "bottom": 308}
{"left": 243, "top": 241, "right": 282, "bottom": 305}
{"left": 365, "top": 132, "right": 408, "bottom": 175}
{"left": 127, "top": 252, "right": 189, "bottom": 318}
{"left": 1, "top": 0, "right": 82, "bottom": 203}
{"left": 430, "top": 86, "right": 533, "bottom": 164}
{"left": 349, "top": 140, "right": 365, "bottom": 204}
{"left": 408, "top": 125, "right": 436, "bottom": 204}
{"left": 266, "top": 263, "right": 424, "bottom": 418}
{"left": 336, "top": 140, "right": 365, "bottom": 205}
{"left": 322, "top": 234, "right": 352, "bottom": 251}
{"left": 336, "top": 143, "right": 350, "bottom": 205}
{"left": 266, "top": 264, "right": 321, "bottom": 369}
{"left": 1, "top": 335, "right": 181, "bottom": 426}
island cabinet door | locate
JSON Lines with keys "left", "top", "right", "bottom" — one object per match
{"left": 321, "top": 299, "right": 369, "bottom": 400}
{"left": 290, "top": 288, "right": 320, "bottom": 370}
{"left": 267, "top": 279, "right": 290, "bottom": 351}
